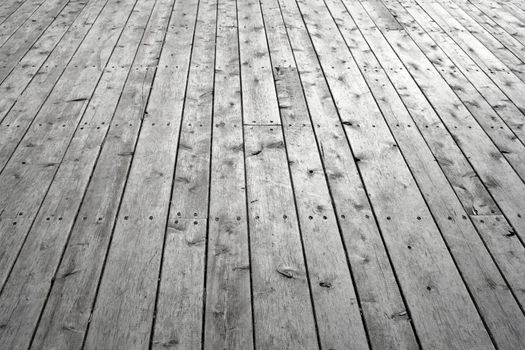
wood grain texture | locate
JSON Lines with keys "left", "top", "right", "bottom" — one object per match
{"left": 1, "top": 0, "right": 524, "bottom": 348}
{"left": 30, "top": 0, "right": 174, "bottom": 348}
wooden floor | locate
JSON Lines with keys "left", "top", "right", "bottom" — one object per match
{"left": 1, "top": 0, "right": 525, "bottom": 348}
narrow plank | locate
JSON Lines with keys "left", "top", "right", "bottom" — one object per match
{"left": 0, "top": 0, "right": 111, "bottom": 170}
{"left": 244, "top": 126, "right": 318, "bottom": 349}
{"left": 0, "top": 0, "right": 72, "bottom": 82}
{"left": 382, "top": 0, "right": 525, "bottom": 147}
{"left": 82, "top": 0, "right": 198, "bottom": 347}
{"left": 147, "top": 1, "right": 213, "bottom": 349}
{"left": 444, "top": 0, "right": 525, "bottom": 61}
{"left": 274, "top": 55, "right": 373, "bottom": 349}
{"left": 0, "top": 0, "right": 109, "bottom": 117}
{"left": 500, "top": 5, "right": 525, "bottom": 34}
{"left": 239, "top": 0, "right": 320, "bottom": 347}
{"left": 361, "top": 0, "right": 525, "bottom": 243}
{"left": 413, "top": 0, "right": 525, "bottom": 118}
{"left": 470, "top": 215, "right": 525, "bottom": 308}
{"left": 203, "top": 0, "right": 253, "bottom": 347}
{"left": 429, "top": 0, "right": 525, "bottom": 82}
{"left": 504, "top": 0, "right": 525, "bottom": 14}
{"left": 326, "top": 0, "right": 525, "bottom": 347}
{"left": 0, "top": 0, "right": 27, "bottom": 23}
{"left": 0, "top": 0, "right": 78, "bottom": 83}
{"left": 0, "top": 0, "right": 47, "bottom": 46}
{"left": 385, "top": 0, "right": 525, "bottom": 307}
{"left": 366, "top": 0, "right": 525, "bottom": 179}
{"left": 264, "top": 0, "right": 411, "bottom": 347}
{"left": 264, "top": 8, "right": 371, "bottom": 350}
{"left": 412, "top": 0, "right": 525, "bottom": 95}
{"left": 0, "top": 0, "right": 139, "bottom": 293}
{"left": 30, "top": 0, "right": 174, "bottom": 348}
{"left": 237, "top": 0, "right": 279, "bottom": 124}
{"left": 503, "top": 0, "right": 525, "bottom": 16}
{"left": 336, "top": 0, "right": 496, "bottom": 225}
{"left": 270, "top": 0, "right": 420, "bottom": 348}
{"left": 247, "top": 2, "right": 368, "bottom": 349}
{"left": 284, "top": 0, "right": 494, "bottom": 348}
{"left": 0, "top": 0, "right": 155, "bottom": 348}
{"left": 154, "top": 0, "right": 224, "bottom": 347}
{"left": 466, "top": 0, "right": 525, "bottom": 48}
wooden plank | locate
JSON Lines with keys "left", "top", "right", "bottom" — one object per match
{"left": 0, "top": 0, "right": 111, "bottom": 170}
{"left": 286, "top": 0, "right": 495, "bottom": 348}
{"left": 256, "top": 0, "right": 368, "bottom": 349}
{"left": 504, "top": 0, "right": 525, "bottom": 14}
{"left": 207, "top": 1, "right": 317, "bottom": 348}
{"left": 273, "top": 58, "right": 373, "bottom": 349}
{"left": 203, "top": 0, "right": 253, "bottom": 347}
{"left": 327, "top": 1, "right": 525, "bottom": 347}
{"left": 0, "top": 0, "right": 47, "bottom": 46}
{"left": 444, "top": 0, "right": 525, "bottom": 61}
{"left": 262, "top": 0, "right": 413, "bottom": 348}
{"left": 264, "top": 11, "right": 371, "bottom": 350}
{"left": 0, "top": 0, "right": 109, "bottom": 118}
{"left": 271, "top": 0, "right": 420, "bottom": 348}
{"left": 312, "top": 0, "right": 498, "bottom": 213}
{"left": 0, "top": 0, "right": 139, "bottom": 295}
{"left": 413, "top": 0, "right": 525, "bottom": 120}
{"left": 0, "top": 0, "right": 523, "bottom": 346}
{"left": 237, "top": 0, "right": 279, "bottom": 124}
{"left": 334, "top": 1, "right": 495, "bottom": 217}
{"left": 382, "top": 0, "right": 525, "bottom": 147}
{"left": 153, "top": 0, "right": 222, "bottom": 347}
{"left": 0, "top": 0, "right": 156, "bottom": 348}
{"left": 0, "top": 0, "right": 27, "bottom": 24}
{"left": 430, "top": 0, "right": 525, "bottom": 81}
{"left": 466, "top": 0, "right": 525, "bottom": 48}
{"left": 30, "top": 0, "right": 174, "bottom": 348}
{"left": 385, "top": 0, "right": 525, "bottom": 307}
{"left": 412, "top": 0, "right": 525, "bottom": 97}
{"left": 244, "top": 126, "right": 318, "bottom": 349}
{"left": 366, "top": 0, "right": 525, "bottom": 244}
{"left": 504, "top": 0, "right": 525, "bottom": 16}
{"left": 368, "top": 0, "right": 525, "bottom": 179}
{"left": 0, "top": 0, "right": 80, "bottom": 83}
{"left": 82, "top": 0, "right": 198, "bottom": 348}
{"left": 470, "top": 215, "right": 525, "bottom": 308}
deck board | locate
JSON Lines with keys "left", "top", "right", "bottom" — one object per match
{"left": 0, "top": 0, "right": 524, "bottom": 348}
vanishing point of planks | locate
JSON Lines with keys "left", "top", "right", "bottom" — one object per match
{"left": 0, "top": 0, "right": 524, "bottom": 348}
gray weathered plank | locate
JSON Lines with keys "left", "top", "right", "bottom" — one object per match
{"left": 237, "top": 0, "right": 279, "bottom": 125}
{"left": 29, "top": 0, "right": 174, "bottom": 348}
{"left": 363, "top": 0, "right": 525, "bottom": 244}
{"left": 0, "top": 0, "right": 72, "bottom": 82}
{"left": 0, "top": 0, "right": 47, "bottom": 46}
{"left": 383, "top": 0, "right": 525, "bottom": 147}
{"left": 203, "top": 0, "right": 253, "bottom": 347}
{"left": 0, "top": 0, "right": 139, "bottom": 293}
{"left": 0, "top": 0, "right": 524, "bottom": 347}
{"left": 244, "top": 125, "right": 319, "bottom": 349}
{"left": 84, "top": 0, "right": 198, "bottom": 348}
{"left": 0, "top": 0, "right": 112, "bottom": 170}
{"left": 274, "top": 0, "right": 419, "bottom": 348}
{"left": 328, "top": 1, "right": 525, "bottom": 347}
{"left": 0, "top": 0, "right": 28, "bottom": 24}
{"left": 288, "top": 0, "right": 495, "bottom": 348}
{"left": 0, "top": 0, "right": 154, "bottom": 348}
{"left": 470, "top": 215, "right": 525, "bottom": 308}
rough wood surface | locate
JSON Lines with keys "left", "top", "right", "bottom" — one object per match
{"left": 1, "top": 0, "right": 525, "bottom": 348}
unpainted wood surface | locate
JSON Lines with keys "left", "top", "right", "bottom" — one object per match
{"left": 0, "top": 0, "right": 524, "bottom": 348}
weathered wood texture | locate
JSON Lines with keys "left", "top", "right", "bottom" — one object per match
{"left": 0, "top": 0, "right": 524, "bottom": 348}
